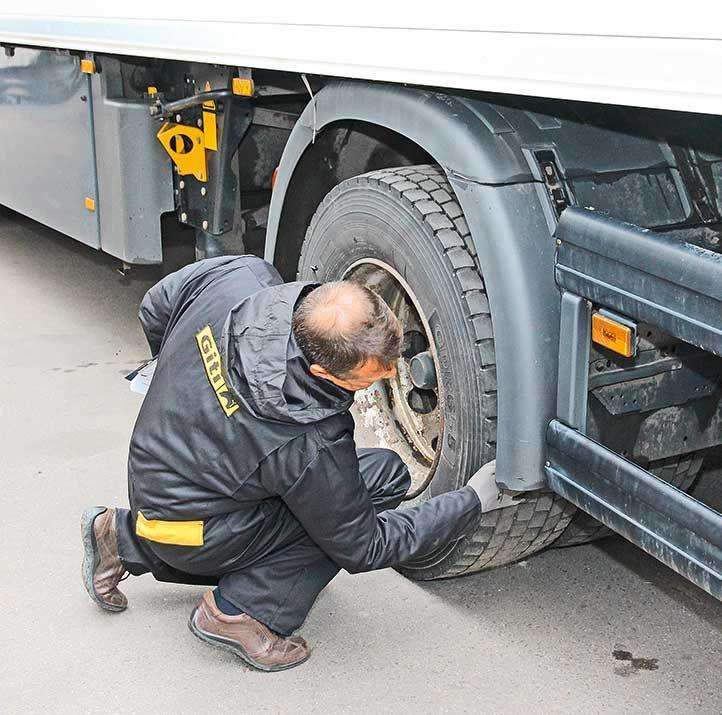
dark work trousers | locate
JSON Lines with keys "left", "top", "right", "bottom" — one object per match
{"left": 116, "top": 448, "right": 411, "bottom": 636}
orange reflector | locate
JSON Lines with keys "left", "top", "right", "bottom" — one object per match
{"left": 84, "top": 197, "right": 96, "bottom": 212}
{"left": 271, "top": 166, "right": 279, "bottom": 190}
{"left": 592, "top": 312, "right": 634, "bottom": 357}
{"left": 80, "top": 58, "right": 96, "bottom": 74}
{"left": 232, "top": 77, "right": 254, "bottom": 96}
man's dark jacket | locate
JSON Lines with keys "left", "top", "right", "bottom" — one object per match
{"left": 128, "top": 256, "right": 481, "bottom": 574}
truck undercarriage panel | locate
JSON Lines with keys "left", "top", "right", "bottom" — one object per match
{"left": 0, "top": 48, "right": 174, "bottom": 264}
{"left": 0, "top": 48, "right": 100, "bottom": 248}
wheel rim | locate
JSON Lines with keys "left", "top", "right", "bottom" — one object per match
{"left": 343, "top": 259, "right": 442, "bottom": 498}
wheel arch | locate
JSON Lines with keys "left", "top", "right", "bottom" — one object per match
{"left": 266, "top": 81, "right": 557, "bottom": 490}
{"left": 270, "top": 118, "right": 433, "bottom": 281}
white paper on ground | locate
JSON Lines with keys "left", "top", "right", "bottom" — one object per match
{"left": 126, "top": 358, "right": 157, "bottom": 395}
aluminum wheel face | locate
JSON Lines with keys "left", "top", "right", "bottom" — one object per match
{"left": 344, "top": 259, "right": 442, "bottom": 498}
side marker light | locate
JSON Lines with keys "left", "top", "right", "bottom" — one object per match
{"left": 592, "top": 311, "right": 636, "bottom": 358}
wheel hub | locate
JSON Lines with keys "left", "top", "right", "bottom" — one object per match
{"left": 344, "top": 259, "right": 442, "bottom": 498}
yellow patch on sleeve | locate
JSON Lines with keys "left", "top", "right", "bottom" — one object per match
{"left": 195, "top": 325, "right": 240, "bottom": 417}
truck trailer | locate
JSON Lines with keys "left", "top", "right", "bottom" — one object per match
{"left": 1, "top": 4, "right": 720, "bottom": 596}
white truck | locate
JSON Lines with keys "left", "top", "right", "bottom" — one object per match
{"left": 1, "top": 4, "right": 720, "bottom": 595}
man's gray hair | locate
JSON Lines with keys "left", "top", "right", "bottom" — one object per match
{"left": 292, "top": 281, "right": 403, "bottom": 378}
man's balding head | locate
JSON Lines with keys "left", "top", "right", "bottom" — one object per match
{"left": 292, "top": 281, "right": 403, "bottom": 389}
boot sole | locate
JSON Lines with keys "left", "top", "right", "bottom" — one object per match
{"left": 188, "top": 608, "right": 310, "bottom": 672}
{"left": 80, "top": 506, "right": 127, "bottom": 613}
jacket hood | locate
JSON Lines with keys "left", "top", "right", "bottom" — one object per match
{"left": 221, "top": 281, "right": 354, "bottom": 424}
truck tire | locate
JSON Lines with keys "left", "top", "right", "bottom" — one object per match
{"left": 297, "top": 165, "right": 576, "bottom": 580}
{"left": 554, "top": 454, "right": 705, "bottom": 547}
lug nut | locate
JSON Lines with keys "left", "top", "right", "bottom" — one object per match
{"left": 407, "top": 387, "right": 438, "bottom": 415}
{"left": 179, "top": 180, "right": 185, "bottom": 189}
{"left": 409, "top": 351, "right": 437, "bottom": 390}
{"left": 202, "top": 220, "right": 209, "bottom": 230}
{"left": 180, "top": 212, "right": 187, "bottom": 222}
{"left": 201, "top": 187, "right": 206, "bottom": 196}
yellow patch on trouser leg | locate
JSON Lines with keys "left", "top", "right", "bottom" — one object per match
{"left": 135, "top": 512, "right": 204, "bottom": 546}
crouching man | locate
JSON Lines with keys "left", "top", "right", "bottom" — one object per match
{"left": 81, "top": 256, "right": 505, "bottom": 671}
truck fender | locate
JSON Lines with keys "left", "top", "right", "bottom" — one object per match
{"left": 265, "top": 81, "right": 558, "bottom": 490}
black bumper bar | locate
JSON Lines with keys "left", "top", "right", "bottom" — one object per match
{"left": 546, "top": 420, "right": 721, "bottom": 599}
{"left": 555, "top": 208, "right": 722, "bottom": 358}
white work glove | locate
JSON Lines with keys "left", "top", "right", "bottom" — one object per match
{"left": 466, "top": 460, "right": 523, "bottom": 513}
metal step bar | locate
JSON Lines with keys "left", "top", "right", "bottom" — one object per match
{"left": 549, "top": 208, "right": 722, "bottom": 599}
{"left": 546, "top": 420, "right": 721, "bottom": 599}
{"left": 555, "top": 208, "right": 722, "bottom": 358}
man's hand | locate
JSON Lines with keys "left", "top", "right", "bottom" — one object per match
{"left": 467, "top": 460, "right": 523, "bottom": 513}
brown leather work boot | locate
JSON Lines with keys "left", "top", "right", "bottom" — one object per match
{"left": 189, "top": 590, "right": 310, "bottom": 671}
{"left": 81, "top": 506, "right": 128, "bottom": 612}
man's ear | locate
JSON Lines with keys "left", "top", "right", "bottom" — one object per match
{"left": 309, "top": 363, "right": 331, "bottom": 381}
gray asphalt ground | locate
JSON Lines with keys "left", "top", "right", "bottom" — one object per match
{"left": 1, "top": 207, "right": 720, "bottom": 714}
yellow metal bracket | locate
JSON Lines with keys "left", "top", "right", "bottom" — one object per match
{"left": 156, "top": 122, "right": 207, "bottom": 182}
{"left": 201, "top": 82, "right": 218, "bottom": 152}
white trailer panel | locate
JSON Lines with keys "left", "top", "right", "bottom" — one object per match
{"left": 1, "top": 3, "right": 722, "bottom": 114}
